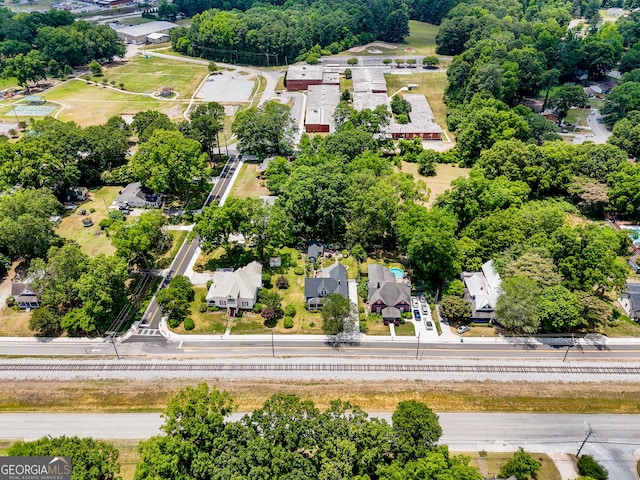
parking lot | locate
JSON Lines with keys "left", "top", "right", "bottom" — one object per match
{"left": 196, "top": 71, "right": 254, "bottom": 103}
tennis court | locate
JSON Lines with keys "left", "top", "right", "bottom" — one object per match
{"left": 10, "top": 104, "right": 58, "bottom": 116}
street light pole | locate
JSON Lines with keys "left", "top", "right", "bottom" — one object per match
{"left": 576, "top": 422, "right": 593, "bottom": 458}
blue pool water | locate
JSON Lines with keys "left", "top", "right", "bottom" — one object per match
{"left": 620, "top": 225, "right": 640, "bottom": 245}
{"left": 389, "top": 267, "right": 404, "bottom": 279}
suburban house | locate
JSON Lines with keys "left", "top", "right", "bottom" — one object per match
{"left": 205, "top": 261, "right": 262, "bottom": 316}
{"left": 10, "top": 280, "right": 40, "bottom": 310}
{"left": 461, "top": 260, "right": 502, "bottom": 322}
{"left": 541, "top": 109, "right": 560, "bottom": 124}
{"left": 305, "top": 263, "right": 348, "bottom": 310}
{"left": 115, "top": 182, "right": 162, "bottom": 209}
{"left": 307, "top": 241, "right": 324, "bottom": 263}
{"left": 619, "top": 282, "right": 640, "bottom": 322}
{"left": 629, "top": 255, "right": 640, "bottom": 274}
{"left": 368, "top": 264, "right": 411, "bottom": 325}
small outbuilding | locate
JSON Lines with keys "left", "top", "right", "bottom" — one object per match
{"left": 307, "top": 241, "right": 324, "bottom": 263}
{"left": 157, "top": 86, "right": 173, "bottom": 97}
{"left": 25, "top": 96, "right": 45, "bottom": 105}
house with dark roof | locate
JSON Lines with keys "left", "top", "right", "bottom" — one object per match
{"left": 305, "top": 263, "right": 348, "bottom": 310}
{"left": 307, "top": 241, "right": 324, "bottom": 263}
{"left": 461, "top": 260, "right": 502, "bottom": 322}
{"left": 368, "top": 264, "right": 410, "bottom": 324}
{"left": 619, "top": 282, "right": 640, "bottom": 322}
{"left": 115, "top": 182, "right": 162, "bottom": 209}
{"left": 10, "top": 281, "right": 40, "bottom": 310}
{"left": 629, "top": 255, "right": 640, "bottom": 274}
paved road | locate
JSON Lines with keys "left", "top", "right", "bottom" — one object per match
{"left": 1, "top": 413, "right": 637, "bottom": 479}
{"left": 587, "top": 109, "right": 612, "bottom": 144}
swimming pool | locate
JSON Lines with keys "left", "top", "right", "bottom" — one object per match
{"left": 620, "top": 225, "right": 640, "bottom": 245}
{"left": 389, "top": 267, "right": 404, "bottom": 279}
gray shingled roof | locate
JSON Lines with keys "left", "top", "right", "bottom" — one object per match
{"left": 305, "top": 263, "right": 348, "bottom": 300}
{"left": 368, "top": 264, "right": 410, "bottom": 307}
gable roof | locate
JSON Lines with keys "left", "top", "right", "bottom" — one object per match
{"left": 462, "top": 260, "right": 502, "bottom": 311}
{"left": 307, "top": 241, "right": 324, "bottom": 260}
{"left": 305, "top": 263, "right": 348, "bottom": 300}
{"left": 207, "top": 261, "right": 262, "bottom": 300}
{"left": 11, "top": 282, "right": 39, "bottom": 297}
{"left": 116, "top": 182, "right": 160, "bottom": 205}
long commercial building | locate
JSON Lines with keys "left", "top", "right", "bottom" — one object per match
{"left": 383, "top": 94, "right": 442, "bottom": 140}
{"left": 305, "top": 85, "right": 340, "bottom": 133}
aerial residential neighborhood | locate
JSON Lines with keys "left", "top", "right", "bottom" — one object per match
{"left": 0, "top": 0, "right": 640, "bottom": 478}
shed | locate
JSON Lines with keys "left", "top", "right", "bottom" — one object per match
{"left": 25, "top": 96, "right": 44, "bottom": 105}
{"left": 157, "top": 86, "right": 173, "bottom": 97}
{"left": 307, "top": 241, "right": 324, "bottom": 263}
{"left": 147, "top": 32, "right": 170, "bottom": 44}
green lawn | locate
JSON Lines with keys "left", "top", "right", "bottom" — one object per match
{"left": 100, "top": 56, "right": 208, "bottom": 98}
{"left": 462, "top": 451, "right": 560, "bottom": 480}
{"left": 394, "top": 322, "right": 415, "bottom": 336}
{"left": 0, "top": 306, "right": 32, "bottom": 336}
{"left": 398, "top": 161, "right": 470, "bottom": 205}
{"left": 173, "top": 287, "right": 228, "bottom": 334}
{"left": 228, "top": 162, "right": 270, "bottom": 199}
{"left": 56, "top": 186, "right": 120, "bottom": 257}
{"left": 404, "top": 21, "right": 439, "bottom": 55}
{"left": 38, "top": 80, "right": 177, "bottom": 126}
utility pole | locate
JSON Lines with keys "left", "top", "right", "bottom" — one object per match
{"left": 271, "top": 328, "right": 275, "bottom": 358}
{"left": 576, "top": 422, "right": 593, "bottom": 458}
{"left": 110, "top": 334, "right": 122, "bottom": 360}
{"left": 563, "top": 333, "right": 575, "bottom": 363}
{"left": 416, "top": 332, "right": 421, "bottom": 359}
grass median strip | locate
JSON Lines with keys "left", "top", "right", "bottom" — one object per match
{"left": 1, "top": 379, "right": 640, "bottom": 413}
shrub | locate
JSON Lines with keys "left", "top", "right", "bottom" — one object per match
{"left": 168, "top": 317, "right": 181, "bottom": 328}
{"left": 252, "top": 302, "right": 264, "bottom": 313}
{"left": 262, "top": 273, "right": 273, "bottom": 288}
{"left": 209, "top": 305, "right": 220, "bottom": 312}
{"left": 276, "top": 275, "right": 289, "bottom": 289}
{"left": 284, "top": 304, "right": 297, "bottom": 317}
{"left": 109, "top": 210, "right": 125, "bottom": 221}
{"left": 297, "top": 252, "right": 302, "bottom": 259}
{"left": 309, "top": 321, "right": 316, "bottom": 328}
{"left": 6, "top": 296, "right": 15, "bottom": 307}
{"left": 290, "top": 260, "right": 298, "bottom": 268}
{"left": 294, "top": 267, "right": 304, "bottom": 275}
{"left": 198, "top": 303, "right": 208, "bottom": 313}
{"left": 99, "top": 218, "right": 114, "bottom": 230}
{"left": 577, "top": 455, "right": 608, "bottom": 480}
{"left": 358, "top": 306, "right": 365, "bottom": 314}
{"left": 183, "top": 318, "right": 195, "bottom": 330}
{"left": 284, "top": 316, "right": 294, "bottom": 328}
{"left": 206, "top": 280, "right": 213, "bottom": 289}
{"left": 401, "top": 311, "right": 412, "bottom": 319}
{"left": 89, "top": 208, "right": 96, "bottom": 213}
{"left": 359, "top": 320, "right": 368, "bottom": 333}
{"left": 341, "top": 249, "right": 349, "bottom": 256}
{"left": 344, "top": 68, "right": 352, "bottom": 79}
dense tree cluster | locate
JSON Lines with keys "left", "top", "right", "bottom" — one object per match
{"left": 0, "top": 8, "right": 124, "bottom": 88}
{"left": 170, "top": 0, "right": 410, "bottom": 64}
{"left": 135, "top": 383, "right": 481, "bottom": 480}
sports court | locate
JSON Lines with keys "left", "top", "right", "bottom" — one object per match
{"left": 196, "top": 71, "right": 254, "bottom": 103}
{"left": 9, "top": 104, "right": 58, "bottom": 117}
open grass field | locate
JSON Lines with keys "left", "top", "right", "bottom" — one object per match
{"left": 56, "top": 186, "right": 120, "bottom": 257}
{"left": 398, "top": 161, "right": 470, "bottom": 205}
{"left": 100, "top": 56, "right": 208, "bottom": 98}
{"left": 40, "top": 80, "right": 178, "bottom": 126}
{"left": 2, "top": 378, "right": 640, "bottom": 414}
{"left": 384, "top": 72, "right": 451, "bottom": 139}
{"left": 0, "top": 306, "right": 31, "bottom": 336}
{"left": 404, "top": 21, "right": 439, "bottom": 55}
{"left": 462, "top": 451, "right": 560, "bottom": 480}
{"left": 228, "top": 162, "right": 270, "bottom": 199}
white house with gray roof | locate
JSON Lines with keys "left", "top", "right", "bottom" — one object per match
{"left": 461, "top": 260, "right": 502, "bottom": 322}
{"left": 205, "top": 261, "right": 262, "bottom": 316}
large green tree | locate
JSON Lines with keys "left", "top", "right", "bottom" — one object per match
{"left": 232, "top": 102, "right": 297, "bottom": 158}
{"left": 321, "top": 293, "right": 355, "bottom": 335}
{"left": 392, "top": 400, "right": 443, "bottom": 462}
{"left": 498, "top": 448, "right": 541, "bottom": 480}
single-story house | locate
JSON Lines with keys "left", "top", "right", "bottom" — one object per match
{"left": 584, "top": 87, "right": 595, "bottom": 97}
{"left": 619, "top": 282, "right": 640, "bottom": 322}
{"left": 597, "top": 80, "right": 617, "bottom": 94}
{"left": 541, "top": 109, "right": 559, "bottom": 124}
{"left": 368, "top": 264, "right": 410, "bottom": 324}
{"left": 11, "top": 281, "right": 40, "bottom": 310}
{"left": 305, "top": 263, "right": 348, "bottom": 310}
{"left": 205, "top": 261, "right": 262, "bottom": 316}
{"left": 115, "top": 182, "right": 162, "bottom": 209}
{"left": 461, "top": 260, "right": 502, "bottom": 322}
{"left": 606, "top": 7, "right": 625, "bottom": 16}
{"left": 589, "top": 85, "right": 603, "bottom": 95}
{"left": 307, "top": 241, "right": 324, "bottom": 263}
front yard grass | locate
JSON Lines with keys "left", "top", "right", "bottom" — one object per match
{"left": 173, "top": 287, "right": 228, "bottom": 334}
{"left": 56, "top": 186, "right": 120, "bottom": 257}
{"left": 0, "top": 306, "right": 32, "bottom": 336}
{"left": 462, "top": 451, "right": 560, "bottom": 480}
{"left": 600, "top": 314, "right": 640, "bottom": 337}
{"left": 394, "top": 322, "right": 415, "bottom": 336}
{"left": 228, "top": 162, "right": 270, "bottom": 199}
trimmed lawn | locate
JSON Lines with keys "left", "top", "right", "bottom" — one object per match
{"left": 0, "top": 307, "right": 32, "bottom": 336}
{"left": 397, "top": 162, "right": 470, "bottom": 205}
{"left": 173, "top": 287, "right": 228, "bottom": 334}
{"left": 56, "top": 186, "right": 120, "bottom": 257}
{"left": 395, "top": 322, "right": 415, "bottom": 336}
{"left": 365, "top": 316, "right": 393, "bottom": 335}
{"left": 228, "top": 162, "right": 270, "bottom": 199}
{"left": 462, "top": 451, "right": 560, "bottom": 480}
{"left": 404, "top": 21, "right": 439, "bottom": 55}
{"left": 384, "top": 72, "right": 450, "bottom": 139}
{"left": 601, "top": 314, "right": 640, "bottom": 337}
{"left": 39, "top": 80, "right": 178, "bottom": 126}
{"left": 100, "top": 56, "right": 208, "bottom": 98}
{"left": 564, "top": 106, "right": 591, "bottom": 127}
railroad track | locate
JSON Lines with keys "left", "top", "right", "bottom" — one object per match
{"left": 0, "top": 363, "right": 638, "bottom": 375}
